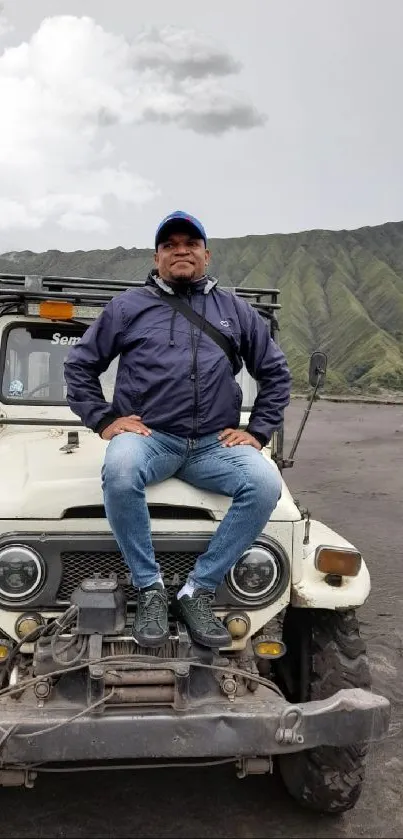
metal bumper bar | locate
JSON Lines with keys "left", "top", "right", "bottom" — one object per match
{"left": 0, "top": 687, "right": 390, "bottom": 765}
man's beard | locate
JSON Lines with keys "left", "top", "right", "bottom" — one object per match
{"left": 170, "top": 270, "right": 196, "bottom": 283}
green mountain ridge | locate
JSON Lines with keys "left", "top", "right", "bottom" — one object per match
{"left": 1, "top": 220, "right": 403, "bottom": 393}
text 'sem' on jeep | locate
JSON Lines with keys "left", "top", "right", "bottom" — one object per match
{"left": 0, "top": 272, "right": 390, "bottom": 813}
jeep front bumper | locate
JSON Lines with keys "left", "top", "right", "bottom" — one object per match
{"left": 0, "top": 687, "right": 390, "bottom": 766}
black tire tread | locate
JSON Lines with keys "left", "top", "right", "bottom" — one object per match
{"left": 278, "top": 607, "right": 371, "bottom": 814}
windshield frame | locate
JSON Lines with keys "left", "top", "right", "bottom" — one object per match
{"left": 0, "top": 319, "right": 89, "bottom": 407}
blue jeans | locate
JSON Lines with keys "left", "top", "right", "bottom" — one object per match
{"left": 102, "top": 431, "right": 282, "bottom": 591}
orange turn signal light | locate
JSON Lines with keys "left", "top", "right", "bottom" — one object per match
{"left": 39, "top": 300, "right": 74, "bottom": 320}
{"left": 315, "top": 547, "right": 361, "bottom": 577}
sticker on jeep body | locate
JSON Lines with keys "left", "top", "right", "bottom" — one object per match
{"left": 51, "top": 333, "right": 82, "bottom": 346}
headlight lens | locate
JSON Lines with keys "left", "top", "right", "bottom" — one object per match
{"left": 228, "top": 541, "right": 285, "bottom": 603}
{"left": 0, "top": 545, "right": 45, "bottom": 601}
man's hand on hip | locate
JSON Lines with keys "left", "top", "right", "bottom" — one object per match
{"left": 101, "top": 415, "right": 152, "bottom": 440}
{"left": 218, "top": 428, "right": 262, "bottom": 450}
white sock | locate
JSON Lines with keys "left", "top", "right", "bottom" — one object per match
{"left": 142, "top": 576, "right": 164, "bottom": 591}
{"left": 177, "top": 580, "right": 196, "bottom": 599}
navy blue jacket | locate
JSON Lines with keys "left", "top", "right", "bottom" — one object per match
{"left": 64, "top": 272, "right": 291, "bottom": 444}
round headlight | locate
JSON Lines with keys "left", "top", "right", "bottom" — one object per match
{"left": 228, "top": 540, "right": 288, "bottom": 604}
{"left": 0, "top": 545, "right": 45, "bottom": 602}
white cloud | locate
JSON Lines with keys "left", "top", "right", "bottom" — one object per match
{"left": 131, "top": 26, "right": 265, "bottom": 132}
{"left": 58, "top": 212, "right": 108, "bottom": 233}
{"left": 0, "top": 15, "right": 264, "bottom": 237}
{"left": 0, "top": 199, "right": 42, "bottom": 230}
{"left": 132, "top": 25, "right": 243, "bottom": 79}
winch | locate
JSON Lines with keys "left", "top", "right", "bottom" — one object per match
{"left": 71, "top": 575, "right": 126, "bottom": 635}
{"left": 33, "top": 575, "right": 127, "bottom": 676}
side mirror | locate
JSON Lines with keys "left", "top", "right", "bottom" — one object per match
{"left": 308, "top": 351, "right": 327, "bottom": 388}
{"left": 278, "top": 350, "right": 329, "bottom": 471}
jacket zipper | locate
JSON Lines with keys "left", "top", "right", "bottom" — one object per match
{"left": 187, "top": 287, "right": 199, "bottom": 439}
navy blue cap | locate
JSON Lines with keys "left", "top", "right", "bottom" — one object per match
{"left": 155, "top": 210, "right": 207, "bottom": 249}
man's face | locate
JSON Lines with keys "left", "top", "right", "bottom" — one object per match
{"left": 154, "top": 230, "right": 210, "bottom": 282}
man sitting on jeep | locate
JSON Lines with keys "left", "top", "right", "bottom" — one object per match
{"left": 64, "top": 211, "right": 291, "bottom": 649}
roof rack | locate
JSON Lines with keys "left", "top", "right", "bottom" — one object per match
{"left": 0, "top": 272, "right": 280, "bottom": 315}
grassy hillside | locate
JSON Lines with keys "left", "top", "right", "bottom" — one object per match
{"left": 1, "top": 220, "right": 403, "bottom": 393}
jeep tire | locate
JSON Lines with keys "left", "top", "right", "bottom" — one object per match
{"left": 276, "top": 607, "right": 371, "bottom": 814}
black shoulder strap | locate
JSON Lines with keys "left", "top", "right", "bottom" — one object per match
{"left": 155, "top": 289, "right": 238, "bottom": 371}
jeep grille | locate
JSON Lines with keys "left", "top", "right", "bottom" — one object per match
{"left": 57, "top": 550, "right": 198, "bottom": 602}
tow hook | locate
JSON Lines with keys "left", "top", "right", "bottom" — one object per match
{"left": 275, "top": 706, "right": 304, "bottom": 745}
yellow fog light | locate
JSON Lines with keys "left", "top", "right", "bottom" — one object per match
{"left": 0, "top": 642, "right": 10, "bottom": 662}
{"left": 253, "top": 639, "right": 287, "bottom": 659}
{"left": 15, "top": 613, "right": 43, "bottom": 640}
{"left": 315, "top": 547, "right": 362, "bottom": 577}
{"left": 224, "top": 613, "right": 250, "bottom": 640}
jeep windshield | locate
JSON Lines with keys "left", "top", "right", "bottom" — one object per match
{"left": 0, "top": 321, "right": 257, "bottom": 409}
{"left": 0, "top": 322, "right": 116, "bottom": 405}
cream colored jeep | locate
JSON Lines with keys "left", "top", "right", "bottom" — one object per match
{"left": 0, "top": 272, "right": 390, "bottom": 813}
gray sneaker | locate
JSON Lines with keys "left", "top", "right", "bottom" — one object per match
{"left": 133, "top": 583, "right": 169, "bottom": 647}
{"left": 171, "top": 589, "right": 231, "bottom": 648}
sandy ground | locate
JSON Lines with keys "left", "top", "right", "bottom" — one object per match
{"left": 0, "top": 401, "right": 402, "bottom": 839}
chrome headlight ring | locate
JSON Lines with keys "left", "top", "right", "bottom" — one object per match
{"left": 227, "top": 538, "right": 289, "bottom": 606}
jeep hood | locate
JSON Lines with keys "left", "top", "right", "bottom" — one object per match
{"left": 0, "top": 429, "right": 301, "bottom": 521}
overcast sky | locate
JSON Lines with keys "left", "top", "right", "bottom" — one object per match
{"left": 0, "top": 0, "right": 403, "bottom": 253}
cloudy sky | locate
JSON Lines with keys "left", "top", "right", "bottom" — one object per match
{"left": 0, "top": 0, "right": 403, "bottom": 253}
